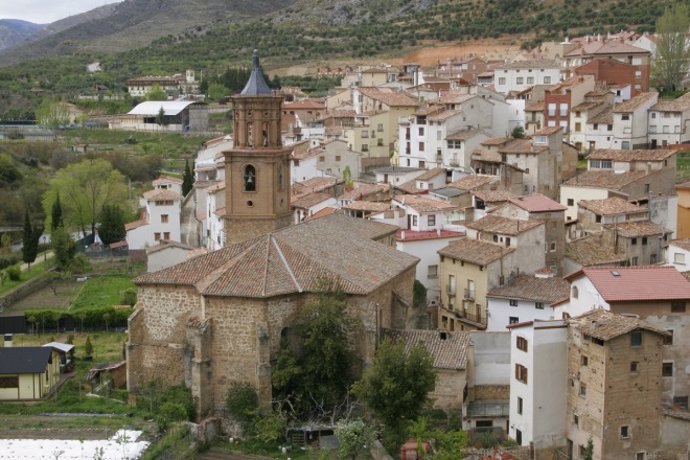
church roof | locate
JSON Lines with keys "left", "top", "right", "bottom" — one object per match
{"left": 240, "top": 49, "right": 273, "bottom": 96}
{"left": 134, "top": 213, "right": 417, "bottom": 298}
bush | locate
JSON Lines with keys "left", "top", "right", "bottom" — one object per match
{"left": 254, "top": 411, "right": 287, "bottom": 443}
{"left": 157, "top": 402, "right": 188, "bottom": 431}
{"left": 0, "top": 255, "right": 20, "bottom": 270}
{"left": 226, "top": 382, "right": 258, "bottom": 432}
{"left": 6, "top": 265, "right": 21, "bottom": 281}
{"left": 121, "top": 288, "right": 137, "bottom": 306}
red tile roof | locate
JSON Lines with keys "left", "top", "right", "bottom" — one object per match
{"left": 574, "top": 266, "right": 690, "bottom": 302}
{"left": 508, "top": 194, "right": 567, "bottom": 213}
{"left": 382, "top": 328, "right": 470, "bottom": 370}
{"left": 395, "top": 229, "right": 464, "bottom": 242}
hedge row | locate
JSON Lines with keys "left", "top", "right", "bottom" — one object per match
{"left": 25, "top": 306, "right": 132, "bottom": 330}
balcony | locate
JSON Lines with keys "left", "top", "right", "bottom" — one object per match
{"left": 464, "top": 288, "right": 475, "bottom": 300}
{"left": 447, "top": 285, "right": 457, "bottom": 296}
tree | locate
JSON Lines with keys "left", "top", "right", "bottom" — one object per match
{"left": 146, "top": 84, "right": 167, "bottom": 101}
{"left": 652, "top": 4, "right": 690, "bottom": 92}
{"left": 182, "top": 160, "right": 194, "bottom": 197}
{"left": 207, "top": 82, "right": 229, "bottom": 102}
{"left": 156, "top": 106, "right": 168, "bottom": 126}
{"left": 511, "top": 126, "right": 526, "bottom": 139}
{"left": 353, "top": 338, "right": 436, "bottom": 432}
{"left": 51, "top": 192, "right": 63, "bottom": 231}
{"left": 43, "top": 159, "right": 128, "bottom": 237}
{"left": 22, "top": 209, "right": 41, "bottom": 270}
{"left": 225, "top": 382, "right": 259, "bottom": 433}
{"left": 35, "top": 97, "right": 71, "bottom": 130}
{"left": 52, "top": 226, "right": 76, "bottom": 271}
{"left": 84, "top": 336, "right": 94, "bottom": 357}
{"left": 582, "top": 438, "right": 594, "bottom": 460}
{"left": 409, "top": 418, "right": 467, "bottom": 460}
{"left": 342, "top": 166, "right": 353, "bottom": 188}
{"left": 335, "top": 419, "right": 375, "bottom": 460}
{"left": 99, "top": 204, "right": 126, "bottom": 246}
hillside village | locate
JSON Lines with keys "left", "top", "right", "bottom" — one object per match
{"left": 4, "top": 13, "right": 690, "bottom": 460}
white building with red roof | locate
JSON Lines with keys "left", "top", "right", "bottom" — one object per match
{"left": 126, "top": 179, "right": 183, "bottom": 251}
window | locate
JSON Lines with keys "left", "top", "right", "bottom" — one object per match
{"left": 579, "top": 383, "right": 587, "bottom": 396}
{"left": 567, "top": 198, "right": 574, "bottom": 206}
{"left": 635, "top": 452, "right": 646, "bottom": 460}
{"left": 527, "top": 76, "right": 534, "bottom": 84}
{"left": 622, "top": 114, "right": 630, "bottom": 121}
{"left": 631, "top": 331, "right": 642, "bottom": 347}
{"left": 418, "top": 127, "right": 424, "bottom": 136}
{"left": 377, "top": 123, "right": 383, "bottom": 132}
{"left": 361, "top": 144, "right": 368, "bottom": 152}
{"left": 516, "top": 77, "right": 524, "bottom": 85}
{"left": 244, "top": 165, "right": 256, "bottom": 192}
{"left": 664, "top": 330, "right": 674, "bottom": 345}
{"left": 428, "top": 215, "right": 436, "bottom": 226}
{"left": 549, "top": 242, "right": 556, "bottom": 252}
{"left": 548, "top": 103, "right": 556, "bottom": 116}
{"left": 428, "top": 265, "right": 438, "bottom": 279}
{"left": 543, "top": 76, "right": 551, "bottom": 84}
{"left": 574, "top": 122, "right": 581, "bottom": 132}
{"left": 411, "top": 215, "right": 418, "bottom": 227}
{"left": 517, "top": 336, "right": 528, "bottom": 351}
{"left": 672, "top": 301, "right": 686, "bottom": 313}
{"left": 559, "top": 103, "right": 568, "bottom": 117}
{"left": 581, "top": 355, "right": 589, "bottom": 367}
{"left": 630, "top": 361, "right": 639, "bottom": 373}
{"left": 335, "top": 155, "right": 341, "bottom": 162}
{"left": 673, "top": 396, "right": 689, "bottom": 410}
{"left": 161, "top": 214, "right": 169, "bottom": 223}
{"left": 515, "top": 364, "right": 528, "bottom": 383}
{"left": 419, "top": 142, "right": 425, "bottom": 152}
{"left": 631, "top": 238, "right": 637, "bottom": 245}
{"left": 517, "top": 396, "right": 523, "bottom": 414}
{"left": 662, "top": 362, "right": 674, "bottom": 377}
{"left": 573, "top": 413, "right": 579, "bottom": 427}
{"left": 510, "top": 299, "right": 518, "bottom": 307}
{"left": 163, "top": 232, "right": 170, "bottom": 240}
{"left": 632, "top": 256, "right": 639, "bottom": 266}
{"left": 0, "top": 376, "right": 18, "bottom": 388}
{"left": 498, "top": 77, "right": 506, "bottom": 85}
{"left": 642, "top": 237, "right": 647, "bottom": 245}
{"left": 535, "top": 302, "right": 545, "bottom": 310}
{"left": 620, "top": 426, "right": 630, "bottom": 439}
{"left": 154, "top": 232, "right": 161, "bottom": 241}
{"left": 572, "top": 286, "right": 579, "bottom": 299}
{"left": 509, "top": 316, "right": 519, "bottom": 324}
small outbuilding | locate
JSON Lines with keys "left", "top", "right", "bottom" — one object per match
{"left": 113, "top": 101, "right": 208, "bottom": 132}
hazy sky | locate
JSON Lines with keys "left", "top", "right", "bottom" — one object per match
{"left": 0, "top": 0, "right": 121, "bottom": 24}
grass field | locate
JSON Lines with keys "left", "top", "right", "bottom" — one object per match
{"left": 0, "top": 259, "right": 53, "bottom": 298}
{"left": 71, "top": 275, "right": 136, "bottom": 310}
{"left": 9, "top": 281, "right": 82, "bottom": 312}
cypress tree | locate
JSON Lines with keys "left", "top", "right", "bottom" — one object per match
{"left": 22, "top": 209, "right": 40, "bottom": 269}
{"left": 182, "top": 160, "right": 194, "bottom": 197}
{"left": 51, "top": 192, "right": 63, "bottom": 230}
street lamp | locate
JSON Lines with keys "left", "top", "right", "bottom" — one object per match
{"left": 41, "top": 235, "right": 48, "bottom": 261}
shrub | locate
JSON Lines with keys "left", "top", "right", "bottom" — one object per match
{"left": 157, "top": 402, "right": 188, "bottom": 431}
{"left": 84, "top": 336, "right": 93, "bottom": 357}
{"left": 226, "top": 382, "right": 258, "bottom": 432}
{"left": 6, "top": 265, "right": 20, "bottom": 281}
{"left": 254, "top": 411, "right": 287, "bottom": 443}
{"left": 121, "top": 288, "right": 137, "bottom": 306}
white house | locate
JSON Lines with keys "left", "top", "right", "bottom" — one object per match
{"left": 146, "top": 241, "right": 196, "bottom": 273}
{"left": 486, "top": 272, "right": 569, "bottom": 331}
{"left": 493, "top": 60, "right": 561, "bottom": 94}
{"left": 390, "top": 194, "right": 462, "bottom": 232}
{"left": 612, "top": 92, "right": 658, "bottom": 150}
{"left": 665, "top": 239, "right": 690, "bottom": 271}
{"left": 508, "top": 319, "right": 568, "bottom": 449}
{"left": 126, "top": 188, "right": 182, "bottom": 251}
{"left": 648, "top": 92, "right": 690, "bottom": 148}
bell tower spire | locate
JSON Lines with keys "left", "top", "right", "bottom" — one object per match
{"left": 223, "top": 50, "right": 292, "bottom": 245}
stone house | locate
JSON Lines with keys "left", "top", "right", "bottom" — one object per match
{"left": 576, "top": 197, "right": 648, "bottom": 234}
{"left": 128, "top": 213, "right": 419, "bottom": 416}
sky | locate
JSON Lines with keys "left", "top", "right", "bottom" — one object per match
{"left": 0, "top": 0, "right": 121, "bottom": 24}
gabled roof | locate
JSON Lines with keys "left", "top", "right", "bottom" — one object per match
{"left": 339, "top": 183, "right": 390, "bottom": 201}
{"left": 651, "top": 92, "right": 690, "bottom": 112}
{"left": 446, "top": 128, "right": 485, "bottom": 141}
{"left": 343, "top": 201, "right": 391, "bottom": 213}
{"left": 578, "top": 197, "right": 645, "bottom": 215}
{"left": 497, "top": 138, "right": 549, "bottom": 155}
{"left": 508, "top": 194, "right": 566, "bottom": 213}
{"left": 358, "top": 87, "right": 418, "bottom": 107}
{"left": 127, "top": 101, "right": 204, "bottom": 117}
{"left": 291, "top": 191, "right": 334, "bottom": 209}
{"left": 496, "top": 59, "right": 559, "bottom": 70}
{"left": 448, "top": 175, "right": 496, "bottom": 191}
{"left": 488, "top": 274, "right": 570, "bottom": 304}
{"left": 416, "top": 167, "right": 447, "bottom": 181}
{"left": 613, "top": 92, "right": 657, "bottom": 113}
{"left": 146, "top": 240, "right": 195, "bottom": 255}
{"left": 563, "top": 170, "right": 649, "bottom": 189}
{"left": 0, "top": 347, "right": 52, "bottom": 374}
{"left": 467, "top": 215, "right": 543, "bottom": 236}
{"left": 439, "top": 238, "right": 514, "bottom": 266}
{"left": 473, "top": 189, "right": 516, "bottom": 203}
{"left": 572, "top": 266, "right": 690, "bottom": 302}
{"left": 586, "top": 148, "right": 674, "bottom": 162}
{"left": 569, "top": 309, "right": 668, "bottom": 341}
{"left": 143, "top": 189, "right": 181, "bottom": 202}
{"left": 42, "top": 342, "right": 75, "bottom": 354}
{"left": 603, "top": 220, "right": 670, "bottom": 237}
{"left": 669, "top": 238, "right": 690, "bottom": 252}
{"left": 394, "top": 194, "right": 458, "bottom": 213}
{"left": 135, "top": 214, "right": 416, "bottom": 298}
{"left": 565, "top": 235, "right": 626, "bottom": 267}
{"left": 382, "top": 328, "right": 470, "bottom": 370}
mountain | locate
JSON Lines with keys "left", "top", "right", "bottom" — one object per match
{"left": 0, "top": 19, "right": 45, "bottom": 52}
{"left": 0, "top": 0, "right": 298, "bottom": 66}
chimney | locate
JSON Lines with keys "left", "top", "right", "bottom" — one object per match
{"left": 4, "top": 334, "right": 12, "bottom": 348}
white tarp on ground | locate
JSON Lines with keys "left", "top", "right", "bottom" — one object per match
{"left": 0, "top": 429, "right": 150, "bottom": 459}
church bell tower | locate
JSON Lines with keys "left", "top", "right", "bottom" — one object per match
{"left": 224, "top": 50, "right": 292, "bottom": 245}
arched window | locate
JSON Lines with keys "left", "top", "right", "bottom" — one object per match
{"left": 244, "top": 165, "right": 256, "bottom": 192}
{"left": 572, "top": 286, "right": 578, "bottom": 299}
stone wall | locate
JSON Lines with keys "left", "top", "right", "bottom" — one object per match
{"left": 0, "top": 273, "right": 50, "bottom": 312}
{"left": 432, "top": 369, "right": 466, "bottom": 410}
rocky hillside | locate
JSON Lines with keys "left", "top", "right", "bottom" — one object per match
{"left": 0, "top": 19, "right": 44, "bottom": 53}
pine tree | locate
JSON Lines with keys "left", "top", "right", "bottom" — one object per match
{"left": 51, "top": 192, "right": 63, "bottom": 230}
{"left": 99, "top": 205, "right": 126, "bottom": 246}
{"left": 22, "top": 209, "right": 40, "bottom": 270}
{"left": 182, "top": 160, "right": 194, "bottom": 197}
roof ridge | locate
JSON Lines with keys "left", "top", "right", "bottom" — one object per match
{"left": 195, "top": 238, "right": 265, "bottom": 293}
{"left": 271, "top": 236, "right": 303, "bottom": 294}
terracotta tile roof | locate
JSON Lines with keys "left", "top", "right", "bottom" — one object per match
{"left": 291, "top": 191, "right": 334, "bottom": 209}
{"left": 153, "top": 175, "right": 183, "bottom": 185}
{"left": 395, "top": 178, "right": 423, "bottom": 194}
{"left": 213, "top": 207, "right": 226, "bottom": 217}
{"left": 382, "top": 328, "right": 470, "bottom": 370}
{"left": 565, "top": 235, "right": 626, "bottom": 267}
{"left": 395, "top": 229, "right": 464, "bottom": 242}
{"left": 488, "top": 274, "right": 570, "bottom": 304}
{"left": 305, "top": 207, "right": 338, "bottom": 221}
{"left": 340, "top": 183, "right": 390, "bottom": 201}
{"left": 588, "top": 106, "right": 613, "bottom": 124}
{"left": 525, "top": 100, "right": 544, "bottom": 112}
{"left": 676, "top": 181, "right": 690, "bottom": 190}
{"left": 578, "top": 197, "right": 645, "bottom": 215}
{"left": 416, "top": 167, "right": 447, "bottom": 181}
{"left": 143, "top": 189, "right": 181, "bottom": 201}
{"left": 446, "top": 127, "right": 484, "bottom": 141}
{"left": 394, "top": 194, "right": 458, "bottom": 213}
{"left": 591, "top": 40, "right": 649, "bottom": 55}
{"left": 498, "top": 138, "right": 549, "bottom": 154}
{"left": 651, "top": 93, "right": 690, "bottom": 112}
{"left": 439, "top": 238, "right": 514, "bottom": 265}
{"left": 533, "top": 126, "right": 562, "bottom": 136}
{"left": 358, "top": 87, "right": 419, "bottom": 107}
{"left": 577, "top": 265, "right": 690, "bottom": 302}
{"left": 283, "top": 98, "right": 326, "bottom": 110}
{"left": 343, "top": 201, "right": 391, "bottom": 212}
{"left": 428, "top": 110, "right": 463, "bottom": 122}
{"left": 438, "top": 92, "right": 476, "bottom": 105}
{"left": 467, "top": 215, "right": 543, "bottom": 235}
{"left": 509, "top": 194, "right": 567, "bottom": 213}
{"left": 135, "top": 213, "right": 415, "bottom": 297}
{"left": 146, "top": 240, "right": 195, "bottom": 255}
{"left": 125, "top": 219, "right": 148, "bottom": 231}
{"left": 586, "top": 148, "right": 675, "bottom": 162}
{"left": 613, "top": 92, "right": 657, "bottom": 113}
{"left": 571, "top": 101, "right": 605, "bottom": 112}
{"left": 563, "top": 170, "right": 649, "bottom": 189}
{"left": 292, "top": 147, "right": 321, "bottom": 161}
{"left": 482, "top": 137, "right": 511, "bottom": 146}
{"left": 569, "top": 309, "right": 669, "bottom": 342}
{"left": 205, "top": 182, "right": 226, "bottom": 193}
{"left": 603, "top": 220, "right": 670, "bottom": 237}
{"left": 496, "top": 59, "right": 559, "bottom": 70}
{"left": 669, "top": 238, "right": 690, "bottom": 252}
{"left": 473, "top": 189, "right": 516, "bottom": 203}
{"left": 448, "top": 175, "right": 496, "bottom": 191}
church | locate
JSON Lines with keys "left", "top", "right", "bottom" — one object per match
{"left": 126, "top": 52, "right": 420, "bottom": 416}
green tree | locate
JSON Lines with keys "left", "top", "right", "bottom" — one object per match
{"left": 511, "top": 126, "right": 526, "bottom": 139}
{"left": 51, "top": 192, "right": 63, "bottom": 231}
{"left": 52, "top": 226, "right": 76, "bottom": 271}
{"left": 207, "top": 82, "right": 229, "bottom": 101}
{"left": 35, "top": 97, "right": 71, "bottom": 129}
{"left": 342, "top": 166, "right": 353, "bottom": 188}
{"left": 225, "top": 382, "right": 259, "bottom": 433}
{"left": 409, "top": 418, "right": 467, "bottom": 460}
{"left": 156, "top": 106, "right": 167, "bottom": 126}
{"left": 652, "top": 4, "right": 690, "bottom": 92}
{"left": 335, "top": 419, "right": 376, "bottom": 460}
{"left": 43, "top": 159, "right": 128, "bottom": 237}
{"left": 182, "top": 160, "right": 194, "bottom": 197}
{"left": 582, "top": 438, "right": 594, "bottom": 460}
{"left": 98, "top": 204, "right": 126, "bottom": 246}
{"left": 0, "top": 153, "right": 22, "bottom": 186}
{"left": 353, "top": 338, "right": 436, "bottom": 433}
{"left": 84, "top": 336, "right": 94, "bottom": 357}
{"left": 22, "top": 209, "right": 41, "bottom": 270}
{"left": 146, "top": 84, "right": 167, "bottom": 101}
